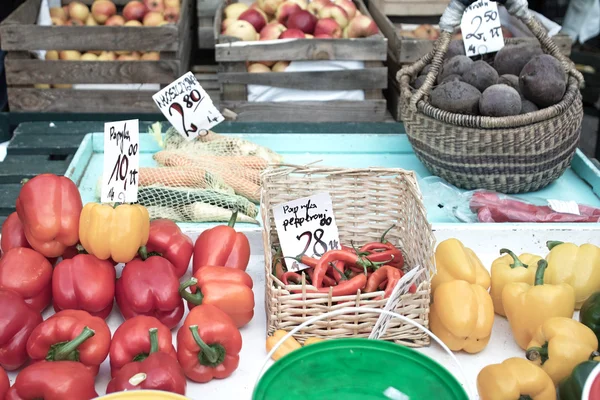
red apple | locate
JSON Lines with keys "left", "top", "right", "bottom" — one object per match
{"left": 164, "top": 0, "right": 180, "bottom": 7}
{"left": 123, "top": 1, "right": 148, "bottom": 21}
{"left": 314, "top": 18, "right": 341, "bottom": 38}
{"left": 413, "top": 24, "right": 438, "bottom": 40}
{"left": 314, "top": 33, "right": 333, "bottom": 38}
{"left": 125, "top": 20, "right": 143, "bottom": 26}
{"left": 91, "top": 0, "right": 116, "bottom": 24}
{"left": 318, "top": 4, "right": 348, "bottom": 28}
{"left": 141, "top": 51, "right": 161, "bottom": 60}
{"left": 68, "top": 1, "right": 90, "bottom": 22}
{"left": 222, "top": 18, "right": 236, "bottom": 31}
{"left": 333, "top": 0, "right": 356, "bottom": 19}
{"left": 144, "top": 0, "right": 165, "bottom": 13}
{"left": 288, "top": 0, "right": 308, "bottom": 9}
{"left": 81, "top": 52, "right": 99, "bottom": 61}
{"left": 50, "top": 7, "right": 67, "bottom": 21}
{"left": 259, "top": 22, "right": 287, "bottom": 40}
{"left": 51, "top": 16, "right": 65, "bottom": 25}
{"left": 238, "top": 9, "right": 267, "bottom": 33}
{"left": 98, "top": 51, "right": 117, "bottom": 60}
{"left": 286, "top": 10, "right": 317, "bottom": 34}
{"left": 258, "top": 60, "right": 276, "bottom": 67}
{"left": 66, "top": 19, "right": 85, "bottom": 26}
{"left": 257, "top": 0, "right": 284, "bottom": 15}
{"left": 224, "top": 20, "right": 259, "bottom": 41}
{"left": 224, "top": 3, "right": 249, "bottom": 19}
{"left": 45, "top": 50, "right": 59, "bottom": 60}
{"left": 307, "top": 0, "right": 330, "bottom": 15}
{"left": 272, "top": 60, "right": 289, "bottom": 71}
{"left": 248, "top": 63, "right": 271, "bottom": 72}
{"left": 59, "top": 50, "right": 82, "bottom": 60}
{"left": 85, "top": 15, "right": 98, "bottom": 25}
{"left": 164, "top": 6, "right": 180, "bottom": 23}
{"left": 343, "top": 14, "right": 378, "bottom": 38}
{"left": 105, "top": 15, "right": 126, "bottom": 26}
{"left": 280, "top": 28, "right": 305, "bottom": 38}
{"left": 143, "top": 11, "right": 164, "bottom": 26}
{"left": 305, "top": 33, "right": 313, "bottom": 38}
{"left": 275, "top": 1, "right": 301, "bottom": 25}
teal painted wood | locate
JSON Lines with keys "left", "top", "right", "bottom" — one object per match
{"left": 67, "top": 133, "right": 600, "bottom": 227}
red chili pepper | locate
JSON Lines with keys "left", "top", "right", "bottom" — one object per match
{"left": 0, "top": 289, "right": 43, "bottom": 370}
{"left": 306, "top": 268, "right": 337, "bottom": 287}
{"left": 142, "top": 219, "right": 193, "bottom": 278}
{"left": 0, "top": 367, "right": 8, "bottom": 400}
{"left": 109, "top": 315, "right": 177, "bottom": 378}
{"left": 281, "top": 271, "right": 302, "bottom": 285}
{"left": 5, "top": 361, "right": 98, "bottom": 400}
{"left": 107, "top": 328, "right": 187, "bottom": 395}
{"left": 15, "top": 174, "right": 82, "bottom": 258}
{"left": 26, "top": 309, "right": 111, "bottom": 375}
{"left": 0, "top": 247, "right": 53, "bottom": 313}
{"left": 176, "top": 304, "right": 242, "bottom": 383}
{"left": 312, "top": 250, "right": 385, "bottom": 289}
{"left": 282, "top": 272, "right": 367, "bottom": 296}
{"left": 193, "top": 211, "right": 250, "bottom": 273}
{"left": 52, "top": 254, "right": 116, "bottom": 319}
{"left": 365, "top": 265, "right": 403, "bottom": 299}
{"left": 0, "top": 212, "right": 30, "bottom": 255}
{"left": 116, "top": 256, "right": 185, "bottom": 329}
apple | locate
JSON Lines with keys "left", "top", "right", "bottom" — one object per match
{"left": 334, "top": 0, "right": 355, "bottom": 19}
{"left": 272, "top": 60, "right": 289, "bottom": 71}
{"left": 259, "top": 22, "right": 286, "bottom": 40}
{"left": 53, "top": 84, "right": 73, "bottom": 89}
{"left": 123, "top": 1, "right": 148, "bottom": 21}
{"left": 222, "top": 18, "right": 237, "bottom": 31}
{"left": 34, "top": 84, "right": 51, "bottom": 89}
{"left": 307, "top": 0, "right": 329, "bottom": 15}
{"left": 224, "top": 3, "right": 249, "bottom": 19}
{"left": 50, "top": 7, "right": 67, "bottom": 21}
{"left": 343, "top": 14, "right": 378, "bottom": 38}
{"left": 98, "top": 51, "right": 117, "bottom": 60}
{"left": 105, "top": 15, "right": 126, "bottom": 25}
{"left": 141, "top": 51, "right": 161, "bottom": 60}
{"left": 85, "top": 15, "right": 98, "bottom": 25}
{"left": 164, "top": 0, "right": 180, "bottom": 7}
{"left": 287, "top": 10, "right": 317, "bottom": 34}
{"left": 51, "top": 17, "right": 65, "bottom": 25}
{"left": 143, "top": 11, "right": 164, "bottom": 26}
{"left": 91, "top": 0, "right": 116, "bottom": 24}
{"left": 399, "top": 30, "right": 415, "bottom": 38}
{"left": 81, "top": 52, "right": 99, "bottom": 61}
{"left": 119, "top": 54, "right": 140, "bottom": 61}
{"left": 88, "top": 50, "right": 103, "bottom": 55}
{"left": 45, "top": 50, "right": 59, "bottom": 60}
{"left": 305, "top": 33, "right": 313, "bottom": 38}
{"left": 314, "top": 18, "right": 341, "bottom": 38}
{"left": 125, "top": 20, "right": 143, "bottom": 26}
{"left": 164, "top": 7, "right": 180, "bottom": 23}
{"left": 248, "top": 63, "right": 271, "bottom": 72}
{"left": 238, "top": 9, "right": 267, "bottom": 33}
{"left": 257, "top": 0, "right": 284, "bottom": 15}
{"left": 279, "top": 28, "right": 305, "bottom": 39}
{"left": 275, "top": 1, "right": 301, "bottom": 25}
{"left": 66, "top": 19, "right": 85, "bottom": 26}
{"left": 224, "top": 20, "right": 259, "bottom": 41}
{"left": 144, "top": 0, "right": 165, "bottom": 12}
{"left": 68, "top": 1, "right": 90, "bottom": 22}
{"left": 318, "top": 4, "right": 348, "bottom": 28}
{"left": 288, "top": 0, "right": 307, "bottom": 9}
{"left": 314, "top": 33, "right": 332, "bottom": 38}
{"left": 258, "top": 60, "right": 276, "bottom": 67}
{"left": 59, "top": 50, "right": 82, "bottom": 60}
{"left": 413, "top": 24, "right": 438, "bottom": 40}
{"left": 63, "top": 5, "right": 70, "bottom": 16}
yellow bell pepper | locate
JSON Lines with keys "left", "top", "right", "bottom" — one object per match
{"left": 79, "top": 203, "right": 150, "bottom": 263}
{"left": 477, "top": 357, "right": 555, "bottom": 400}
{"left": 503, "top": 260, "right": 576, "bottom": 350}
{"left": 490, "top": 248, "right": 542, "bottom": 317}
{"left": 429, "top": 279, "right": 494, "bottom": 354}
{"left": 303, "top": 338, "right": 324, "bottom": 346}
{"left": 526, "top": 317, "right": 599, "bottom": 385}
{"left": 266, "top": 330, "right": 301, "bottom": 361}
{"left": 545, "top": 241, "right": 600, "bottom": 309}
{"left": 431, "top": 238, "right": 491, "bottom": 294}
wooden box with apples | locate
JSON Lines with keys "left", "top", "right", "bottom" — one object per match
{"left": 0, "top": 0, "right": 192, "bottom": 113}
{"left": 369, "top": 0, "right": 450, "bottom": 17}
{"left": 213, "top": 0, "right": 389, "bottom": 122}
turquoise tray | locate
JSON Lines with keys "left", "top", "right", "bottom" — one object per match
{"left": 66, "top": 132, "right": 600, "bottom": 229}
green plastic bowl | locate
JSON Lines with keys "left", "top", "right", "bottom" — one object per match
{"left": 254, "top": 338, "right": 469, "bottom": 400}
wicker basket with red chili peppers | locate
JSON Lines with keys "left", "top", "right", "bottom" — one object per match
{"left": 261, "top": 166, "right": 435, "bottom": 346}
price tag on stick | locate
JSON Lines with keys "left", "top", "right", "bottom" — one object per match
{"left": 460, "top": 0, "right": 504, "bottom": 57}
{"left": 152, "top": 71, "right": 224, "bottom": 141}
{"left": 273, "top": 193, "right": 342, "bottom": 272}
{"left": 102, "top": 119, "right": 140, "bottom": 203}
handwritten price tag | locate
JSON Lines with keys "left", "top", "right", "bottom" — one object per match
{"left": 101, "top": 119, "right": 139, "bottom": 203}
{"left": 273, "top": 193, "right": 341, "bottom": 272}
{"left": 152, "top": 71, "right": 224, "bottom": 141}
{"left": 460, "top": 0, "right": 504, "bottom": 56}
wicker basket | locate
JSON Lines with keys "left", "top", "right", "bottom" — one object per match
{"left": 260, "top": 166, "right": 435, "bottom": 347}
{"left": 397, "top": 0, "right": 585, "bottom": 194}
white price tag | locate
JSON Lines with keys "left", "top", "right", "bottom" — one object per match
{"left": 460, "top": 0, "right": 504, "bottom": 57}
{"left": 152, "top": 71, "right": 224, "bottom": 141}
{"left": 273, "top": 193, "right": 341, "bottom": 272}
{"left": 548, "top": 199, "right": 581, "bottom": 215}
{"left": 101, "top": 119, "right": 139, "bottom": 203}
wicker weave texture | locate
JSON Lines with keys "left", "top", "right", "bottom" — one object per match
{"left": 260, "top": 166, "right": 435, "bottom": 347}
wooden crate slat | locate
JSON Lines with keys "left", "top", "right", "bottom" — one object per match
{"left": 218, "top": 68, "right": 388, "bottom": 90}
{"left": 7, "top": 133, "right": 86, "bottom": 155}
{"left": 0, "top": 155, "right": 73, "bottom": 183}
{"left": 13, "top": 121, "right": 158, "bottom": 135}
{"left": 0, "top": 184, "right": 23, "bottom": 215}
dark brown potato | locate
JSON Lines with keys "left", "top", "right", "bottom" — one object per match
{"left": 521, "top": 99, "right": 539, "bottom": 114}
{"left": 431, "top": 81, "right": 481, "bottom": 115}
{"left": 519, "top": 54, "right": 567, "bottom": 108}
{"left": 419, "top": 64, "right": 433, "bottom": 76}
{"left": 444, "top": 40, "right": 466, "bottom": 60}
{"left": 413, "top": 75, "right": 427, "bottom": 89}
{"left": 479, "top": 84, "right": 522, "bottom": 117}
{"left": 494, "top": 43, "right": 543, "bottom": 76}
{"left": 438, "top": 55, "right": 473, "bottom": 84}
{"left": 462, "top": 60, "right": 499, "bottom": 92}
{"left": 498, "top": 74, "right": 521, "bottom": 94}
{"left": 440, "top": 74, "right": 463, "bottom": 84}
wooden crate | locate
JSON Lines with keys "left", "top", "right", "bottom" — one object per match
{"left": 213, "top": 0, "right": 389, "bottom": 122}
{"left": 0, "top": 0, "right": 193, "bottom": 113}
{"left": 370, "top": 0, "right": 449, "bottom": 17}
{"left": 192, "top": 64, "right": 220, "bottom": 104}
{"left": 368, "top": 1, "right": 574, "bottom": 120}
{"left": 198, "top": 0, "right": 221, "bottom": 49}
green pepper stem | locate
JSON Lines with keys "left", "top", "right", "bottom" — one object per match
{"left": 546, "top": 241, "right": 564, "bottom": 251}
{"left": 228, "top": 210, "right": 238, "bottom": 228}
{"left": 189, "top": 325, "right": 225, "bottom": 367}
{"left": 526, "top": 345, "right": 549, "bottom": 364}
{"left": 329, "top": 262, "right": 347, "bottom": 281}
{"left": 499, "top": 248, "right": 527, "bottom": 269}
{"left": 590, "top": 351, "right": 600, "bottom": 360}
{"left": 379, "top": 224, "right": 395, "bottom": 244}
{"left": 179, "top": 278, "right": 204, "bottom": 305}
{"left": 20, "top": 178, "right": 30, "bottom": 186}
{"left": 149, "top": 328, "right": 159, "bottom": 354}
{"left": 534, "top": 260, "right": 547, "bottom": 286}
{"left": 51, "top": 327, "right": 95, "bottom": 361}
{"left": 518, "top": 396, "right": 533, "bottom": 400}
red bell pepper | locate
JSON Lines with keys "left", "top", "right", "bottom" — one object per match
{"left": 0, "top": 212, "right": 30, "bottom": 255}
{"left": 107, "top": 328, "right": 187, "bottom": 395}
{"left": 0, "top": 367, "right": 8, "bottom": 400}
{"left": 5, "top": 361, "right": 98, "bottom": 400}
{"left": 15, "top": 174, "right": 82, "bottom": 258}
{"left": 26, "top": 309, "right": 111, "bottom": 375}
{"left": 179, "top": 266, "right": 255, "bottom": 328}
{"left": 193, "top": 211, "right": 250, "bottom": 273}
{"left": 116, "top": 256, "right": 184, "bottom": 329}
{"left": 141, "top": 219, "right": 193, "bottom": 278}
{"left": 52, "top": 254, "right": 116, "bottom": 319}
{"left": 177, "top": 304, "right": 242, "bottom": 383}
{"left": 0, "top": 289, "right": 42, "bottom": 370}
{"left": 0, "top": 247, "right": 53, "bottom": 313}
{"left": 109, "top": 315, "right": 177, "bottom": 378}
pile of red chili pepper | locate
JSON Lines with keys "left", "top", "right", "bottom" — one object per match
{"left": 0, "top": 174, "right": 255, "bottom": 399}
{"left": 273, "top": 226, "right": 416, "bottom": 298}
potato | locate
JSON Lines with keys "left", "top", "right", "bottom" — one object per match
{"left": 440, "top": 74, "right": 462, "bottom": 84}
{"left": 521, "top": 99, "right": 539, "bottom": 114}
{"left": 498, "top": 74, "right": 520, "bottom": 94}
{"left": 438, "top": 55, "right": 473, "bottom": 84}
{"left": 519, "top": 54, "right": 567, "bottom": 108}
{"left": 462, "top": 60, "right": 499, "bottom": 92}
{"left": 419, "top": 64, "right": 433, "bottom": 76}
{"left": 479, "top": 84, "right": 522, "bottom": 117}
{"left": 431, "top": 81, "right": 481, "bottom": 115}
{"left": 444, "top": 40, "right": 466, "bottom": 60}
{"left": 494, "top": 43, "right": 543, "bottom": 76}
{"left": 413, "top": 75, "right": 426, "bottom": 89}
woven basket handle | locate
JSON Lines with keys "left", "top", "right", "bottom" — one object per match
{"left": 409, "top": 0, "right": 584, "bottom": 111}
